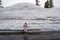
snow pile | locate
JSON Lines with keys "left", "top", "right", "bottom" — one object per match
{"left": 0, "top": 3, "right": 60, "bottom": 20}
{"left": 0, "top": 3, "right": 60, "bottom": 31}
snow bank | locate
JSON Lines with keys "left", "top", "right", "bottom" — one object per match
{"left": 0, "top": 3, "right": 60, "bottom": 31}
{"left": 0, "top": 3, "right": 60, "bottom": 19}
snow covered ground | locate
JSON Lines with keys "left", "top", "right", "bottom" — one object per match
{"left": 0, "top": 3, "right": 60, "bottom": 31}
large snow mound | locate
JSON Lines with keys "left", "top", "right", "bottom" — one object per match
{"left": 0, "top": 3, "right": 60, "bottom": 31}
{"left": 0, "top": 3, "right": 60, "bottom": 20}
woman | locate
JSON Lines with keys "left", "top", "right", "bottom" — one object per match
{"left": 23, "top": 22, "right": 28, "bottom": 32}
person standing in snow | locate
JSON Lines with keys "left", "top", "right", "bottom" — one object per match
{"left": 23, "top": 22, "right": 28, "bottom": 32}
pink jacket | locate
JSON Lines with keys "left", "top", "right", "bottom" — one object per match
{"left": 23, "top": 23, "right": 28, "bottom": 28}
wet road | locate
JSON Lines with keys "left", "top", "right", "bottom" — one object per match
{"left": 0, "top": 32, "right": 60, "bottom": 40}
